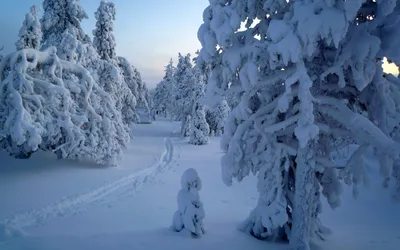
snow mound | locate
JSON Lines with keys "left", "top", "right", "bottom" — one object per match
{"left": 172, "top": 168, "right": 205, "bottom": 237}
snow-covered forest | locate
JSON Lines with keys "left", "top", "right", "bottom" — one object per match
{"left": 1, "top": 1, "right": 400, "bottom": 250}
{"left": 0, "top": 0, "right": 151, "bottom": 165}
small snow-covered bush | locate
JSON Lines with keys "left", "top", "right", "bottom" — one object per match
{"left": 172, "top": 168, "right": 205, "bottom": 237}
{"left": 0, "top": 47, "right": 129, "bottom": 165}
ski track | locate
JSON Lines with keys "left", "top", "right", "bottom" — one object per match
{"left": 2, "top": 137, "right": 175, "bottom": 234}
{"left": 97, "top": 137, "right": 182, "bottom": 206}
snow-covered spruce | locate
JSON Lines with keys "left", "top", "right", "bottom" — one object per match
{"left": 90, "top": 58, "right": 138, "bottom": 133}
{"left": 143, "top": 83, "right": 153, "bottom": 120}
{"left": 174, "top": 53, "right": 195, "bottom": 123}
{"left": 117, "top": 56, "right": 140, "bottom": 123}
{"left": 153, "top": 59, "right": 176, "bottom": 118}
{"left": 172, "top": 168, "right": 205, "bottom": 237}
{"left": 16, "top": 5, "right": 42, "bottom": 50}
{"left": 207, "top": 99, "right": 230, "bottom": 136}
{"left": 181, "top": 115, "right": 192, "bottom": 138}
{"left": 93, "top": 0, "right": 117, "bottom": 63}
{"left": 197, "top": 1, "right": 400, "bottom": 249}
{"left": 189, "top": 104, "right": 210, "bottom": 146}
{"left": 0, "top": 46, "right": 3, "bottom": 62}
{"left": 0, "top": 48, "right": 129, "bottom": 165}
{"left": 136, "top": 78, "right": 151, "bottom": 123}
{"left": 41, "top": 0, "right": 89, "bottom": 53}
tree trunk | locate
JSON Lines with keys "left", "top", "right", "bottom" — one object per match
{"left": 289, "top": 145, "right": 316, "bottom": 250}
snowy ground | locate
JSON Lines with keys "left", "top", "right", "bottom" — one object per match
{"left": 0, "top": 120, "right": 399, "bottom": 250}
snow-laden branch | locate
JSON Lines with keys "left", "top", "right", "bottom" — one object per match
{"left": 0, "top": 48, "right": 130, "bottom": 165}
{"left": 316, "top": 96, "right": 400, "bottom": 155}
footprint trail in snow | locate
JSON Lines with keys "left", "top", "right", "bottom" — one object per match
{"left": 1, "top": 138, "right": 175, "bottom": 236}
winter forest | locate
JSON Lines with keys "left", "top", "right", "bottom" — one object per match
{"left": 0, "top": 1, "right": 400, "bottom": 250}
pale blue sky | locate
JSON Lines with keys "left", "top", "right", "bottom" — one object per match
{"left": 0, "top": 0, "right": 208, "bottom": 88}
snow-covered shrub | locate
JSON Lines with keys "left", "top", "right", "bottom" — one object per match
{"left": 0, "top": 48, "right": 129, "bottom": 165}
{"left": 16, "top": 5, "right": 42, "bottom": 50}
{"left": 189, "top": 105, "right": 209, "bottom": 145}
{"left": 197, "top": 1, "right": 400, "bottom": 249}
{"left": 93, "top": 0, "right": 116, "bottom": 63}
{"left": 172, "top": 168, "right": 205, "bottom": 237}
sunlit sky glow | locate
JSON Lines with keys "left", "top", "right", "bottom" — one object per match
{"left": 1, "top": 1, "right": 398, "bottom": 88}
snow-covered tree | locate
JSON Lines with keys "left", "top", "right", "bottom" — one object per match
{"left": 205, "top": 108, "right": 216, "bottom": 135}
{"left": 136, "top": 70, "right": 151, "bottom": 122}
{"left": 90, "top": 58, "right": 138, "bottom": 132}
{"left": 16, "top": 5, "right": 42, "bottom": 50}
{"left": 211, "top": 99, "right": 230, "bottom": 136}
{"left": 0, "top": 46, "right": 3, "bottom": 62}
{"left": 153, "top": 82, "right": 168, "bottom": 117}
{"left": 153, "top": 59, "right": 176, "bottom": 118}
{"left": 174, "top": 53, "right": 195, "bottom": 122}
{"left": 0, "top": 0, "right": 144, "bottom": 165}
{"left": 93, "top": 0, "right": 116, "bottom": 62}
{"left": 117, "top": 56, "right": 140, "bottom": 123}
{"left": 181, "top": 115, "right": 192, "bottom": 138}
{"left": 198, "top": 1, "right": 400, "bottom": 249}
{"left": 189, "top": 104, "right": 210, "bottom": 145}
{"left": 0, "top": 48, "right": 130, "bottom": 165}
{"left": 41, "top": 0, "right": 89, "bottom": 51}
{"left": 172, "top": 168, "right": 205, "bottom": 237}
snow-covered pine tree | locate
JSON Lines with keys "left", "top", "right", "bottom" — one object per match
{"left": 188, "top": 67, "right": 210, "bottom": 144}
{"left": 16, "top": 5, "right": 42, "bottom": 50}
{"left": 141, "top": 82, "right": 152, "bottom": 123}
{"left": 172, "top": 168, "right": 205, "bottom": 237}
{"left": 189, "top": 103, "right": 210, "bottom": 145}
{"left": 153, "top": 81, "right": 168, "bottom": 118}
{"left": 117, "top": 56, "right": 140, "bottom": 123}
{"left": 0, "top": 46, "right": 3, "bottom": 62}
{"left": 41, "top": 0, "right": 89, "bottom": 53}
{"left": 212, "top": 99, "right": 230, "bottom": 136}
{"left": 143, "top": 83, "right": 154, "bottom": 121}
{"left": 174, "top": 53, "right": 195, "bottom": 123}
{"left": 93, "top": 0, "right": 117, "bottom": 63}
{"left": 135, "top": 69, "right": 151, "bottom": 122}
{"left": 153, "top": 59, "right": 176, "bottom": 118}
{"left": 0, "top": 47, "right": 130, "bottom": 165}
{"left": 197, "top": 1, "right": 400, "bottom": 249}
{"left": 205, "top": 99, "right": 230, "bottom": 137}
{"left": 205, "top": 108, "right": 216, "bottom": 135}
{"left": 0, "top": 0, "right": 140, "bottom": 165}
{"left": 181, "top": 115, "right": 192, "bottom": 138}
